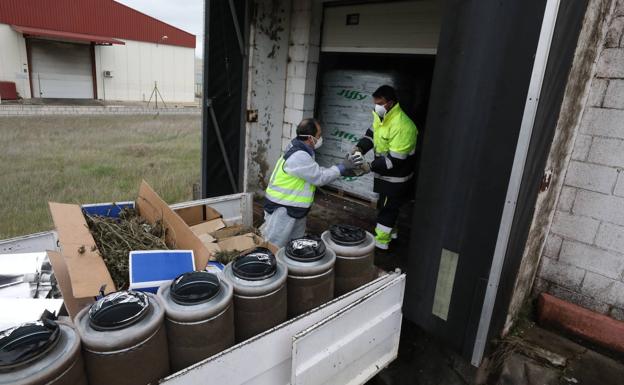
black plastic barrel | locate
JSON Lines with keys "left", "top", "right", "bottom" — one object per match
{"left": 277, "top": 236, "right": 336, "bottom": 317}
{"left": 157, "top": 271, "right": 235, "bottom": 372}
{"left": 322, "top": 224, "right": 376, "bottom": 296}
{"left": 0, "top": 319, "right": 87, "bottom": 385}
{"left": 223, "top": 247, "right": 288, "bottom": 342}
{"left": 74, "top": 290, "right": 169, "bottom": 385}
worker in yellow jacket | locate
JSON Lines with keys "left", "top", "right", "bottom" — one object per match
{"left": 353, "top": 85, "right": 418, "bottom": 250}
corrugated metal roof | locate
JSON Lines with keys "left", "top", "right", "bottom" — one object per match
{"left": 0, "top": 0, "right": 195, "bottom": 48}
{"left": 12, "top": 25, "right": 125, "bottom": 45}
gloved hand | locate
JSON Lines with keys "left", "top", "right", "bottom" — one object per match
{"left": 339, "top": 153, "right": 365, "bottom": 175}
{"left": 351, "top": 146, "right": 363, "bottom": 155}
{"left": 353, "top": 161, "right": 371, "bottom": 176}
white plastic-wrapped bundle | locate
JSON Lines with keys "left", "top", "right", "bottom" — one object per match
{"left": 317, "top": 70, "right": 401, "bottom": 201}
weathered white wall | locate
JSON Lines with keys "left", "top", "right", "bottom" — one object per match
{"left": 0, "top": 23, "right": 31, "bottom": 99}
{"left": 94, "top": 40, "right": 195, "bottom": 103}
{"left": 243, "top": 0, "right": 293, "bottom": 192}
{"left": 534, "top": 0, "right": 624, "bottom": 321}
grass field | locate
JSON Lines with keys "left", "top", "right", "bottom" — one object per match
{"left": 0, "top": 114, "right": 201, "bottom": 239}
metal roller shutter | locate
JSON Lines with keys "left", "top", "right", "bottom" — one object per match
{"left": 30, "top": 39, "right": 93, "bottom": 99}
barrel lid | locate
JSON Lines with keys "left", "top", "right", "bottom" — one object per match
{"left": 170, "top": 271, "right": 221, "bottom": 305}
{"left": 88, "top": 290, "right": 150, "bottom": 331}
{"left": 329, "top": 224, "right": 366, "bottom": 246}
{"left": 232, "top": 247, "right": 277, "bottom": 281}
{"left": 285, "top": 235, "right": 326, "bottom": 262}
{"left": 0, "top": 317, "right": 59, "bottom": 369}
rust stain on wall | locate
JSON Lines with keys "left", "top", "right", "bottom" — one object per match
{"left": 251, "top": 140, "right": 270, "bottom": 190}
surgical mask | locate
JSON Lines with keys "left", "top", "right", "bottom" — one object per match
{"left": 374, "top": 104, "right": 387, "bottom": 118}
{"left": 302, "top": 135, "right": 323, "bottom": 149}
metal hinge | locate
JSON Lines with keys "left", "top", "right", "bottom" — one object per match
{"left": 539, "top": 169, "right": 553, "bottom": 192}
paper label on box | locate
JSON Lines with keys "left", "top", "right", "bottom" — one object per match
{"left": 205, "top": 261, "right": 225, "bottom": 277}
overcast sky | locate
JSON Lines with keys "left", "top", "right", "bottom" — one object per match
{"left": 116, "top": 0, "right": 205, "bottom": 58}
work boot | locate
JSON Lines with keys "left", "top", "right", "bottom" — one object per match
{"left": 374, "top": 223, "right": 392, "bottom": 250}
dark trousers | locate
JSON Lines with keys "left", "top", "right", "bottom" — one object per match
{"left": 376, "top": 193, "right": 404, "bottom": 230}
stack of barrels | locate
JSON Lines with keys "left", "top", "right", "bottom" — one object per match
{"left": 0, "top": 224, "right": 379, "bottom": 385}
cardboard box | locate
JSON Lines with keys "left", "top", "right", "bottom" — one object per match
{"left": 211, "top": 225, "right": 248, "bottom": 240}
{"left": 217, "top": 233, "right": 279, "bottom": 255}
{"left": 217, "top": 233, "right": 258, "bottom": 252}
{"left": 197, "top": 233, "right": 216, "bottom": 244}
{"left": 190, "top": 218, "right": 226, "bottom": 236}
{"left": 128, "top": 250, "right": 195, "bottom": 293}
{"left": 48, "top": 180, "right": 213, "bottom": 318}
{"left": 174, "top": 204, "right": 222, "bottom": 226}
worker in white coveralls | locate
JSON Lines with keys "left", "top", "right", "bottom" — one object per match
{"left": 261, "top": 118, "right": 366, "bottom": 247}
{"left": 353, "top": 85, "right": 418, "bottom": 250}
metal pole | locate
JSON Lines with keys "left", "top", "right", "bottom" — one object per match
{"left": 228, "top": 0, "right": 246, "bottom": 56}
{"left": 200, "top": 0, "right": 212, "bottom": 198}
{"left": 208, "top": 99, "right": 239, "bottom": 192}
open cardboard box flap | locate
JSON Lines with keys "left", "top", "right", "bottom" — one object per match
{"left": 47, "top": 250, "right": 95, "bottom": 318}
{"left": 48, "top": 202, "right": 115, "bottom": 298}
{"left": 136, "top": 181, "right": 212, "bottom": 269}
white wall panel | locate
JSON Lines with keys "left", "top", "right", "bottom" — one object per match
{"left": 95, "top": 40, "right": 195, "bottom": 103}
{"left": 322, "top": 0, "right": 442, "bottom": 54}
{"left": 0, "top": 23, "right": 31, "bottom": 98}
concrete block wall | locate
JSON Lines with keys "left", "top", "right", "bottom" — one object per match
{"left": 281, "top": 0, "right": 322, "bottom": 150}
{"left": 536, "top": 2, "right": 624, "bottom": 320}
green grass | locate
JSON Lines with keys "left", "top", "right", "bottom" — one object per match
{"left": 0, "top": 114, "right": 201, "bottom": 239}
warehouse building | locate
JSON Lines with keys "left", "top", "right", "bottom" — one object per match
{"left": 0, "top": 0, "right": 196, "bottom": 102}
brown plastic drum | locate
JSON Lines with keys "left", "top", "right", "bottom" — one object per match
{"left": 321, "top": 230, "right": 376, "bottom": 296}
{"left": 157, "top": 275, "right": 235, "bottom": 372}
{"left": 0, "top": 321, "right": 88, "bottom": 385}
{"left": 74, "top": 292, "right": 169, "bottom": 385}
{"left": 276, "top": 247, "right": 335, "bottom": 317}
{"left": 223, "top": 259, "right": 288, "bottom": 342}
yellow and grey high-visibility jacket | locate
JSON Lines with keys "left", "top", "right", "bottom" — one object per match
{"left": 356, "top": 103, "right": 418, "bottom": 195}
{"left": 264, "top": 139, "right": 342, "bottom": 218}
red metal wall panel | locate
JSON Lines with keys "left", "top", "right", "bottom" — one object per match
{"left": 0, "top": 0, "right": 195, "bottom": 48}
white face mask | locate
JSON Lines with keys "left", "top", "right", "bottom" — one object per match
{"left": 313, "top": 136, "right": 323, "bottom": 149}
{"left": 374, "top": 104, "right": 387, "bottom": 118}
{"left": 302, "top": 135, "right": 323, "bottom": 149}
